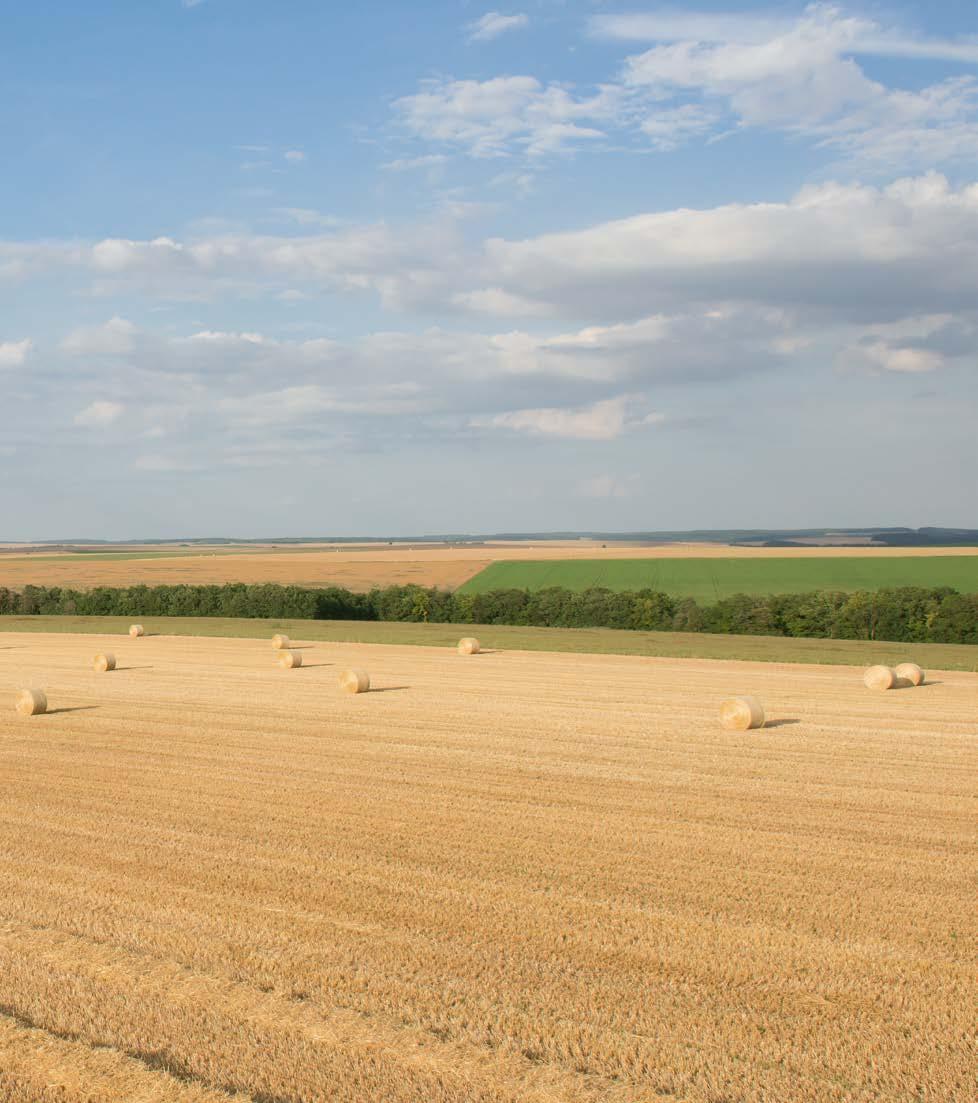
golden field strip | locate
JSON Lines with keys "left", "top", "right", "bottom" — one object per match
{"left": 1, "top": 541, "right": 976, "bottom": 592}
{"left": 0, "top": 632, "right": 976, "bottom": 1101}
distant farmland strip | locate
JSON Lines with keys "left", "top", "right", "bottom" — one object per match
{"left": 458, "top": 555, "right": 978, "bottom": 603}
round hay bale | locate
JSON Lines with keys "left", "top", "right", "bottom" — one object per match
{"left": 271, "top": 634, "right": 290, "bottom": 650}
{"left": 457, "top": 637, "right": 481, "bottom": 655}
{"left": 863, "top": 665, "right": 896, "bottom": 691}
{"left": 93, "top": 653, "right": 116, "bottom": 673}
{"left": 719, "top": 696, "right": 765, "bottom": 731}
{"left": 129, "top": 624, "right": 145, "bottom": 638}
{"left": 339, "top": 669, "right": 370, "bottom": 694}
{"left": 894, "top": 662, "right": 924, "bottom": 687}
{"left": 15, "top": 689, "right": 47, "bottom": 717}
{"left": 278, "top": 650, "right": 302, "bottom": 669}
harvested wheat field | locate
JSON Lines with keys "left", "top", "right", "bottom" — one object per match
{"left": 1, "top": 541, "right": 975, "bottom": 593}
{"left": 0, "top": 632, "right": 976, "bottom": 1102}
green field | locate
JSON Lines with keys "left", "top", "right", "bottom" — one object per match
{"left": 458, "top": 556, "right": 978, "bottom": 603}
{"left": 2, "top": 616, "right": 977, "bottom": 670}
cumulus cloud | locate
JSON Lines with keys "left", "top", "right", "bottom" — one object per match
{"left": 381, "top": 154, "right": 448, "bottom": 172}
{"left": 386, "top": 6, "right": 978, "bottom": 167}
{"left": 639, "top": 104, "right": 718, "bottom": 150}
{"left": 471, "top": 174, "right": 978, "bottom": 322}
{"left": 22, "top": 219, "right": 465, "bottom": 309}
{"left": 4, "top": 175, "right": 978, "bottom": 331}
{"left": 862, "top": 343, "right": 944, "bottom": 374}
{"left": 0, "top": 338, "right": 32, "bottom": 367}
{"left": 0, "top": 240, "right": 82, "bottom": 281}
{"left": 474, "top": 397, "right": 630, "bottom": 440}
{"left": 74, "top": 400, "right": 125, "bottom": 427}
{"left": 591, "top": 7, "right": 978, "bottom": 65}
{"left": 62, "top": 317, "right": 138, "bottom": 356}
{"left": 468, "top": 12, "right": 529, "bottom": 43}
{"left": 393, "top": 76, "right": 620, "bottom": 157}
{"left": 614, "top": 4, "right": 978, "bottom": 167}
{"left": 39, "top": 305, "right": 792, "bottom": 461}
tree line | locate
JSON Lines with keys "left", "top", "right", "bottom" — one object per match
{"left": 1, "top": 582, "right": 976, "bottom": 644}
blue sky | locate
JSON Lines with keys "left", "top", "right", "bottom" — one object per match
{"left": 1, "top": 1, "right": 976, "bottom": 538}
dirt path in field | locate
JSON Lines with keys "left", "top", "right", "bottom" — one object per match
{"left": 0, "top": 633, "right": 975, "bottom": 1101}
{"left": 1, "top": 541, "right": 975, "bottom": 592}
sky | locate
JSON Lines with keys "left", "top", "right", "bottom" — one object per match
{"left": 1, "top": 0, "right": 976, "bottom": 539}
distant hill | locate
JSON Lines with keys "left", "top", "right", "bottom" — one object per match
{"left": 10, "top": 527, "right": 978, "bottom": 548}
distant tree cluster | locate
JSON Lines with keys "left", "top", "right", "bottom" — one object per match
{"left": 1, "top": 582, "right": 976, "bottom": 644}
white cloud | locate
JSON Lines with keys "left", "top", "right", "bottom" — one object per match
{"left": 0, "top": 338, "right": 32, "bottom": 367}
{"left": 45, "top": 310, "right": 772, "bottom": 452}
{"left": 284, "top": 150, "right": 306, "bottom": 162}
{"left": 475, "top": 397, "right": 630, "bottom": 440}
{"left": 62, "top": 316, "right": 138, "bottom": 356}
{"left": 451, "top": 287, "right": 554, "bottom": 317}
{"left": 272, "top": 208, "right": 343, "bottom": 227}
{"left": 185, "top": 329, "right": 270, "bottom": 346}
{"left": 394, "top": 76, "right": 620, "bottom": 157}
{"left": 473, "top": 174, "right": 978, "bottom": 321}
{"left": 468, "top": 12, "right": 529, "bottom": 43}
{"left": 4, "top": 175, "right": 978, "bottom": 332}
{"left": 91, "top": 236, "right": 186, "bottom": 274}
{"left": 0, "top": 240, "right": 83, "bottom": 281}
{"left": 488, "top": 169, "right": 535, "bottom": 196}
{"left": 862, "top": 342, "right": 944, "bottom": 374}
{"left": 616, "top": 5, "right": 978, "bottom": 168}
{"left": 21, "top": 219, "right": 463, "bottom": 309}
{"left": 384, "top": 7, "right": 978, "bottom": 167}
{"left": 218, "top": 385, "right": 338, "bottom": 426}
{"left": 381, "top": 154, "right": 448, "bottom": 172}
{"left": 74, "top": 400, "right": 125, "bottom": 427}
{"left": 591, "top": 7, "right": 978, "bottom": 64}
{"left": 591, "top": 10, "right": 792, "bottom": 46}
{"left": 578, "top": 474, "right": 637, "bottom": 498}
{"left": 640, "top": 104, "right": 718, "bottom": 150}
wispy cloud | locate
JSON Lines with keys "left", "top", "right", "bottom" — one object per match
{"left": 591, "top": 7, "right": 978, "bottom": 64}
{"left": 394, "top": 76, "right": 620, "bottom": 157}
{"left": 391, "top": 5, "right": 978, "bottom": 169}
{"left": 0, "top": 338, "right": 32, "bottom": 367}
{"left": 474, "top": 397, "right": 630, "bottom": 440}
{"left": 61, "top": 317, "right": 138, "bottom": 356}
{"left": 271, "top": 207, "right": 344, "bottom": 228}
{"left": 861, "top": 342, "right": 945, "bottom": 374}
{"left": 283, "top": 150, "right": 306, "bottom": 162}
{"left": 381, "top": 153, "right": 448, "bottom": 172}
{"left": 611, "top": 5, "right": 978, "bottom": 168}
{"left": 74, "top": 400, "right": 125, "bottom": 427}
{"left": 468, "top": 12, "right": 529, "bottom": 43}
